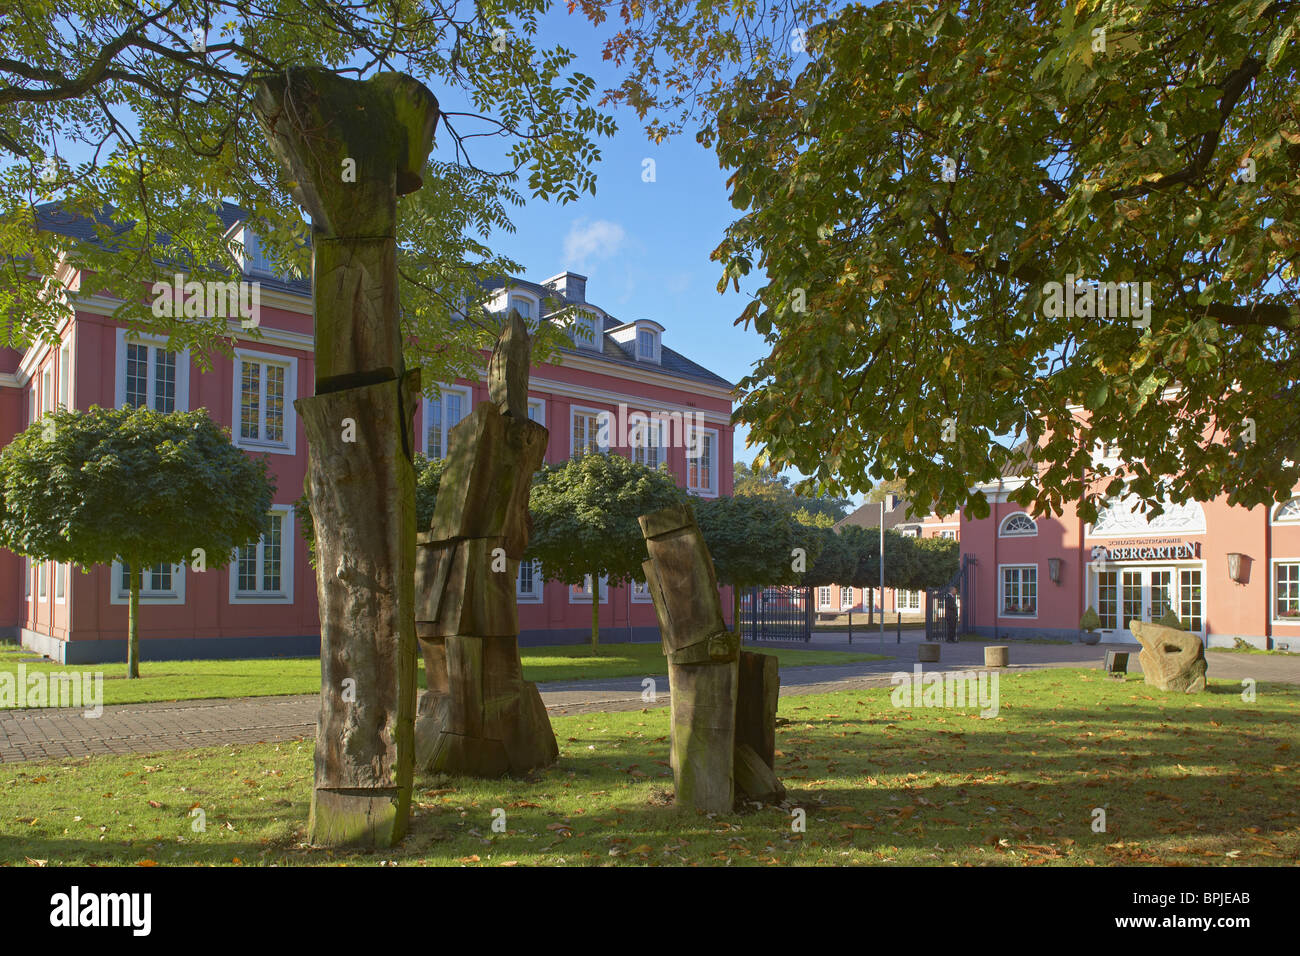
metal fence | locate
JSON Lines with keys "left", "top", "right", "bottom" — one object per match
{"left": 925, "top": 554, "right": 976, "bottom": 642}
{"left": 740, "top": 586, "right": 813, "bottom": 643}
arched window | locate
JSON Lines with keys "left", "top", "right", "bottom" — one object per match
{"left": 1275, "top": 497, "right": 1300, "bottom": 523}
{"left": 999, "top": 512, "right": 1037, "bottom": 537}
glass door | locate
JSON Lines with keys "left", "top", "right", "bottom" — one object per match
{"left": 1098, "top": 567, "right": 1177, "bottom": 636}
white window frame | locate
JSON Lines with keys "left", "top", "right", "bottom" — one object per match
{"left": 54, "top": 563, "right": 67, "bottom": 604}
{"left": 24, "top": 557, "right": 31, "bottom": 601}
{"left": 636, "top": 328, "right": 661, "bottom": 363}
{"left": 58, "top": 339, "right": 72, "bottom": 409}
{"left": 1271, "top": 559, "right": 1300, "bottom": 626}
{"left": 687, "top": 427, "right": 719, "bottom": 497}
{"left": 628, "top": 414, "right": 665, "bottom": 469}
{"left": 998, "top": 512, "right": 1038, "bottom": 537}
{"left": 240, "top": 228, "right": 277, "bottom": 276}
{"left": 526, "top": 397, "right": 547, "bottom": 428}
{"left": 41, "top": 368, "right": 53, "bottom": 415}
{"left": 1271, "top": 498, "right": 1300, "bottom": 525}
{"left": 817, "top": 586, "right": 832, "bottom": 609}
{"left": 229, "top": 505, "right": 295, "bottom": 605}
{"left": 897, "top": 589, "right": 923, "bottom": 612}
{"left": 517, "top": 558, "right": 544, "bottom": 604}
{"left": 507, "top": 293, "right": 540, "bottom": 331}
{"left": 37, "top": 561, "right": 47, "bottom": 602}
{"left": 114, "top": 329, "right": 190, "bottom": 412}
{"left": 110, "top": 560, "right": 186, "bottom": 605}
{"left": 570, "top": 405, "right": 611, "bottom": 458}
{"left": 568, "top": 574, "right": 609, "bottom": 604}
{"left": 423, "top": 384, "right": 473, "bottom": 460}
{"left": 998, "top": 563, "right": 1038, "bottom": 618}
{"left": 570, "top": 313, "right": 600, "bottom": 351}
{"left": 840, "top": 586, "right": 853, "bottom": 608}
{"left": 940, "top": 529, "right": 957, "bottom": 540}
{"left": 232, "top": 348, "right": 298, "bottom": 455}
{"left": 631, "top": 578, "right": 654, "bottom": 604}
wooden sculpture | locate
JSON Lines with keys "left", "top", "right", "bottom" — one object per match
{"left": 639, "top": 502, "right": 784, "bottom": 811}
{"left": 413, "top": 312, "right": 559, "bottom": 776}
{"left": 252, "top": 67, "right": 438, "bottom": 847}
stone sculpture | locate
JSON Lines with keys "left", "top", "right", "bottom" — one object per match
{"left": 413, "top": 312, "right": 558, "bottom": 776}
{"left": 1130, "top": 620, "right": 1208, "bottom": 693}
{"left": 252, "top": 67, "right": 439, "bottom": 847}
{"left": 639, "top": 502, "right": 784, "bottom": 812}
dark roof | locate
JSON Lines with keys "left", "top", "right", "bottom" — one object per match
{"left": 34, "top": 202, "right": 733, "bottom": 391}
{"left": 999, "top": 440, "right": 1037, "bottom": 478}
{"left": 835, "top": 497, "right": 927, "bottom": 532}
{"left": 484, "top": 278, "right": 734, "bottom": 390}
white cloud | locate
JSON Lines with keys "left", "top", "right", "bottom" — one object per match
{"left": 562, "top": 219, "right": 626, "bottom": 269}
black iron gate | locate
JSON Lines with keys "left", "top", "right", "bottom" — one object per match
{"left": 740, "top": 586, "right": 812, "bottom": 643}
{"left": 925, "top": 554, "right": 976, "bottom": 641}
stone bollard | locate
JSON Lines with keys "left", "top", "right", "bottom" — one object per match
{"left": 918, "top": 643, "right": 941, "bottom": 662}
{"left": 984, "top": 645, "right": 1009, "bottom": 667}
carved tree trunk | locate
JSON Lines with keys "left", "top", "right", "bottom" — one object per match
{"left": 413, "top": 313, "right": 559, "bottom": 777}
{"left": 252, "top": 67, "right": 439, "bottom": 847}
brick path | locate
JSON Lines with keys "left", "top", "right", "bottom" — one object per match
{"left": 3, "top": 642, "right": 1297, "bottom": 763}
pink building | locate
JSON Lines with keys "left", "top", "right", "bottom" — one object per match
{"left": 958, "top": 443, "right": 1300, "bottom": 650}
{"left": 1, "top": 204, "right": 735, "bottom": 663}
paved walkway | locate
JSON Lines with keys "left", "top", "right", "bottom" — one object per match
{"left": 2, "top": 641, "right": 1297, "bottom": 763}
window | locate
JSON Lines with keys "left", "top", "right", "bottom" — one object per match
{"left": 999, "top": 513, "right": 1037, "bottom": 537}
{"left": 569, "top": 575, "right": 609, "bottom": 604}
{"left": 1179, "top": 569, "right": 1203, "bottom": 633}
{"left": 1274, "top": 562, "right": 1300, "bottom": 622}
{"left": 1274, "top": 498, "right": 1300, "bottom": 524}
{"left": 688, "top": 428, "right": 719, "bottom": 496}
{"left": 527, "top": 398, "right": 546, "bottom": 426}
{"left": 42, "top": 368, "right": 53, "bottom": 414}
{"left": 570, "top": 313, "right": 600, "bottom": 350}
{"left": 58, "top": 341, "right": 71, "bottom": 409}
{"left": 116, "top": 330, "right": 189, "bottom": 412}
{"left": 631, "top": 578, "right": 654, "bottom": 604}
{"left": 112, "top": 560, "right": 185, "bottom": 605}
{"left": 1000, "top": 565, "right": 1037, "bottom": 616}
{"left": 628, "top": 415, "right": 663, "bottom": 469}
{"left": 241, "top": 229, "right": 276, "bottom": 275}
{"left": 23, "top": 557, "right": 31, "bottom": 601}
{"left": 840, "top": 587, "right": 853, "bottom": 608}
{"left": 37, "top": 562, "right": 47, "bottom": 601}
{"left": 233, "top": 350, "right": 297, "bottom": 453}
{"left": 425, "top": 386, "right": 471, "bottom": 460}
{"left": 54, "top": 563, "right": 66, "bottom": 603}
{"left": 571, "top": 407, "right": 610, "bottom": 458}
{"left": 517, "top": 559, "right": 543, "bottom": 603}
{"left": 818, "top": 586, "right": 832, "bottom": 609}
{"left": 508, "top": 295, "right": 539, "bottom": 331}
{"left": 1097, "top": 570, "right": 1118, "bottom": 629}
{"left": 940, "top": 529, "right": 957, "bottom": 540}
{"left": 231, "top": 508, "right": 293, "bottom": 603}
{"left": 897, "top": 590, "right": 922, "bottom": 612}
{"left": 636, "top": 328, "right": 660, "bottom": 362}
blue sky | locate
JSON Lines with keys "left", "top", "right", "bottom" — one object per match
{"left": 476, "top": 9, "right": 778, "bottom": 471}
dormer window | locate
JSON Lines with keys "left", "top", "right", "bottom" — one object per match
{"left": 571, "top": 313, "right": 600, "bottom": 350}
{"left": 240, "top": 229, "right": 275, "bottom": 276}
{"left": 637, "top": 328, "right": 660, "bottom": 363}
{"left": 507, "top": 294, "right": 539, "bottom": 331}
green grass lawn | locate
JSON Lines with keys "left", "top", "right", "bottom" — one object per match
{"left": 2, "top": 669, "right": 1296, "bottom": 866}
{"left": 1208, "top": 645, "right": 1298, "bottom": 656}
{"left": 0, "top": 642, "right": 887, "bottom": 707}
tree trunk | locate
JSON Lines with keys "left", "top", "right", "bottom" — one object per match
{"left": 252, "top": 67, "right": 438, "bottom": 849}
{"left": 733, "top": 586, "right": 741, "bottom": 636}
{"left": 868, "top": 587, "right": 874, "bottom": 626}
{"left": 590, "top": 574, "right": 600, "bottom": 656}
{"left": 127, "top": 561, "right": 140, "bottom": 679}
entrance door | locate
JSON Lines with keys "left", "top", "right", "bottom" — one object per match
{"left": 1099, "top": 567, "right": 1176, "bottom": 635}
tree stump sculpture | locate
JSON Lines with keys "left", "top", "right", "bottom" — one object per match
{"left": 413, "top": 312, "right": 559, "bottom": 776}
{"left": 252, "top": 68, "right": 439, "bottom": 847}
{"left": 1130, "top": 620, "right": 1208, "bottom": 693}
{"left": 639, "top": 503, "right": 784, "bottom": 811}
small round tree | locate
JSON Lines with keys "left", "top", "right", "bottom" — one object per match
{"left": 696, "top": 494, "right": 801, "bottom": 629}
{"left": 0, "top": 406, "right": 275, "bottom": 677}
{"left": 527, "top": 453, "right": 685, "bottom": 654}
